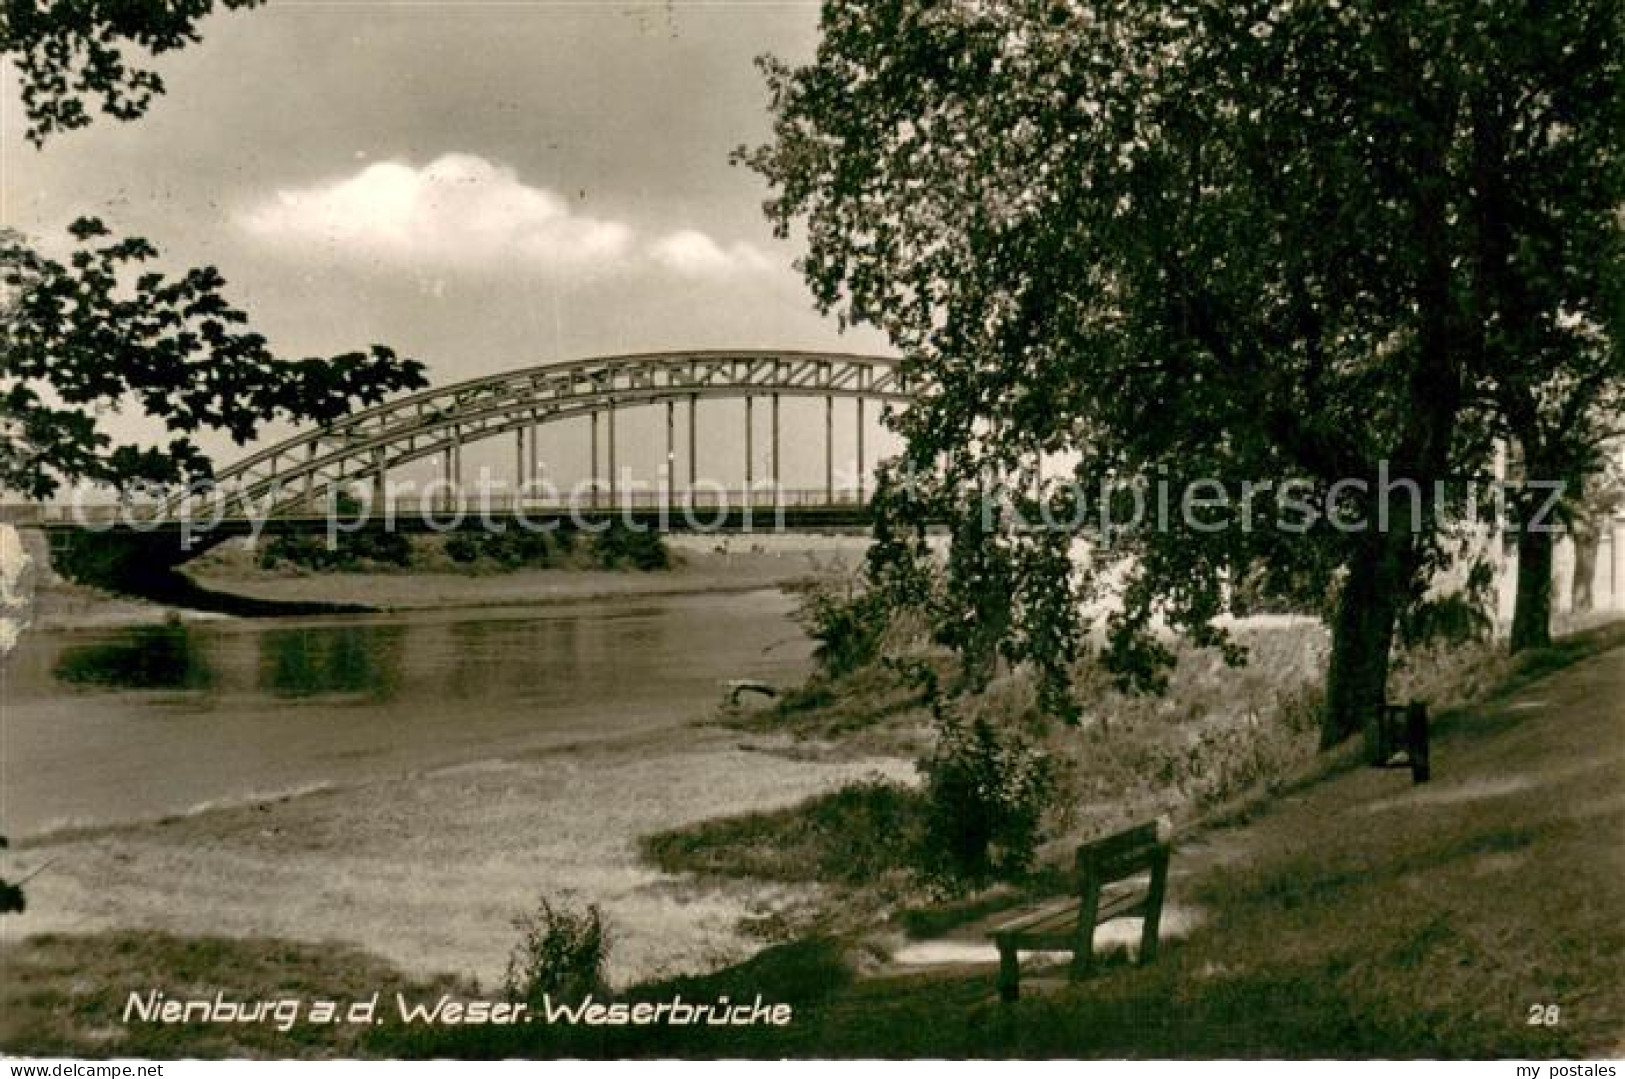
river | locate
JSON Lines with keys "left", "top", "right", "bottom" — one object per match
{"left": 2, "top": 589, "right": 813, "bottom": 839}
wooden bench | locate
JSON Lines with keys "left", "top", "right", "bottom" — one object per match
{"left": 988, "top": 820, "right": 1171, "bottom": 1002}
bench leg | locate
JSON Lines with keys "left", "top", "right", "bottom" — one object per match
{"left": 996, "top": 943, "right": 1020, "bottom": 1002}
{"left": 1139, "top": 906, "right": 1162, "bottom": 965}
{"left": 1407, "top": 701, "right": 1431, "bottom": 784}
{"left": 1070, "top": 882, "right": 1101, "bottom": 980}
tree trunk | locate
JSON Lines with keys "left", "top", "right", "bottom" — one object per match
{"left": 1322, "top": 532, "right": 1407, "bottom": 749}
{"left": 1570, "top": 516, "right": 1599, "bottom": 614}
{"left": 1510, "top": 525, "right": 1555, "bottom": 652}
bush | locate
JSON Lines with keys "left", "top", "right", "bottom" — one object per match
{"left": 485, "top": 530, "right": 554, "bottom": 568}
{"left": 442, "top": 533, "right": 484, "bottom": 564}
{"left": 255, "top": 493, "right": 413, "bottom": 571}
{"left": 918, "top": 716, "right": 1056, "bottom": 890}
{"left": 442, "top": 529, "right": 557, "bottom": 568}
{"left": 589, "top": 524, "right": 670, "bottom": 570}
{"left": 258, "top": 528, "right": 412, "bottom": 571}
{"left": 502, "top": 898, "right": 610, "bottom": 1008}
{"left": 639, "top": 778, "right": 926, "bottom": 888}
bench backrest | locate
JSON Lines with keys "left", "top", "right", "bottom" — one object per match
{"left": 1074, "top": 821, "right": 1168, "bottom": 894}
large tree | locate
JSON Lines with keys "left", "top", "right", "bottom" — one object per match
{"left": 1461, "top": 27, "right": 1625, "bottom": 650}
{"left": 1567, "top": 445, "right": 1624, "bottom": 616}
{"left": 1499, "top": 394, "right": 1623, "bottom": 651}
{"left": 743, "top": 0, "right": 1622, "bottom": 746}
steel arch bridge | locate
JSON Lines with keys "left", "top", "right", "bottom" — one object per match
{"left": 164, "top": 349, "right": 909, "bottom": 519}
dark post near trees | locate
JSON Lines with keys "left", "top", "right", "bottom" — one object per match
{"left": 741, "top": 0, "right": 1622, "bottom": 748}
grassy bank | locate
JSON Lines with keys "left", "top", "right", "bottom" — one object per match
{"left": 0, "top": 932, "right": 465, "bottom": 1059}
{"left": 678, "top": 617, "right": 1625, "bottom": 903}
{"left": 5, "top": 622, "right": 1619, "bottom": 1058}
{"left": 396, "top": 624, "right": 1625, "bottom": 1057}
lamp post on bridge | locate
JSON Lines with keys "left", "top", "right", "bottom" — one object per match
{"left": 688, "top": 394, "right": 698, "bottom": 509}
{"left": 607, "top": 400, "right": 617, "bottom": 510}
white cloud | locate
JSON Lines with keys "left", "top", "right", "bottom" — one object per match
{"left": 239, "top": 154, "right": 775, "bottom": 281}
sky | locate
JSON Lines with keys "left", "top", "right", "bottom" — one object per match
{"left": 1, "top": 0, "right": 898, "bottom": 491}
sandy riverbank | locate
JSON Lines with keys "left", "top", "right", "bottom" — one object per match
{"left": 191, "top": 534, "right": 871, "bottom": 613}
{"left": 2, "top": 528, "right": 905, "bottom": 987}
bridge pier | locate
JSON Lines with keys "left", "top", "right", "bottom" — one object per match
{"left": 745, "top": 395, "right": 754, "bottom": 498}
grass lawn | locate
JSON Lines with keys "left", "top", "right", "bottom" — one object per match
{"left": 4, "top": 624, "right": 1622, "bottom": 1058}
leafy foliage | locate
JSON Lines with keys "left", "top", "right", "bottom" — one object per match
{"left": 1398, "top": 559, "right": 1498, "bottom": 649}
{"left": 0, "top": 221, "right": 426, "bottom": 499}
{"left": 1, "top": 0, "right": 265, "bottom": 146}
{"left": 439, "top": 529, "right": 562, "bottom": 569}
{"left": 785, "top": 571, "right": 888, "bottom": 679}
{"left": 259, "top": 531, "right": 413, "bottom": 573}
{"left": 502, "top": 897, "right": 611, "bottom": 1008}
{"left": 741, "top": 0, "right": 1623, "bottom": 746}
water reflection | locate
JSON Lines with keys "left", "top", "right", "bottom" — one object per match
{"left": 13, "top": 591, "right": 812, "bottom": 836}
{"left": 257, "top": 625, "right": 405, "bottom": 700}
{"left": 53, "top": 619, "right": 216, "bottom": 691}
